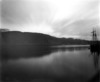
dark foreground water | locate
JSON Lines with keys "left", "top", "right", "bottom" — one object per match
{"left": 1, "top": 45, "right": 100, "bottom": 82}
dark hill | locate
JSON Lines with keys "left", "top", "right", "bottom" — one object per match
{"left": 2, "top": 31, "right": 49, "bottom": 45}
{"left": 1, "top": 31, "right": 90, "bottom": 59}
{"left": 1, "top": 31, "right": 90, "bottom": 46}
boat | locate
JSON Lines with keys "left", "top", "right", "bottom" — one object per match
{"left": 90, "top": 29, "right": 100, "bottom": 55}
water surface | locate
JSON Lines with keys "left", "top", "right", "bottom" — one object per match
{"left": 1, "top": 45, "right": 100, "bottom": 82}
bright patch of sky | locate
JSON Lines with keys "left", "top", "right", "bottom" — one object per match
{"left": 1, "top": 0, "right": 100, "bottom": 40}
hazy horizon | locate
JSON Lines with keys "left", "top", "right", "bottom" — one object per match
{"left": 1, "top": 0, "right": 100, "bottom": 40}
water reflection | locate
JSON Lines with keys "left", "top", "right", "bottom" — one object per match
{"left": 2, "top": 45, "right": 89, "bottom": 60}
{"left": 1, "top": 45, "right": 99, "bottom": 82}
{"left": 89, "top": 42, "right": 100, "bottom": 70}
{"left": 52, "top": 45, "right": 89, "bottom": 52}
{"left": 93, "top": 55, "right": 99, "bottom": 70}
{"left": 2, "top": 45, "right": 52, "bottom": 60}
{"left": 89, "top": 51, "right": 100, "bottom": 70}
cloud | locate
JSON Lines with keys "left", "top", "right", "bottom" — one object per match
{"left": 1, "top": 0, "right": 52, "bottom": 26}
{"left": 1, "top": 0, "right": 99, "bottom": 40}
{"left": 52, "top": 0, "right": 99, "bottom": 40}
{"left": 1, "top": 0, "right": 55, "bottom": 34}
{"left": 53, "top": 19, "right": 99, "bottom": 39}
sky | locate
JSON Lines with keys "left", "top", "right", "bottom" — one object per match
{"left": 1, "top": 0, "right": 100, "bottom": 40}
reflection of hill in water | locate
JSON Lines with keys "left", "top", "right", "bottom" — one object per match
{"left": 2, "top": 45, "right": 93, "bottom": 82}
{"left": 2, "top": 45, "right": 52, "bottom": 60}
{"left": 2, "top": 45, "right": 89, "bottom": 60}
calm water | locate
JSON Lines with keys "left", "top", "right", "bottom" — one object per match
{"left": 1, "top": 45, "right": 100, "bottom": 82}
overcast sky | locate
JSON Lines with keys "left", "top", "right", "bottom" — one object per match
{"left": 1, "top": 0, "right": 100, "bottom": 40}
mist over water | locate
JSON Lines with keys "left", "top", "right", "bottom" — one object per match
{"left": 1, "top": 45, "right": 100, "bottom": 82}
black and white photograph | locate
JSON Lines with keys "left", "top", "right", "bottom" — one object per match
{"left": 0, "top": 0, "right": 100, "bottom": 82}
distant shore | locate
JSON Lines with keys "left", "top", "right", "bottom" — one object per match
{"left": 51, "top": 45, "right": 90, "bottom": 48}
